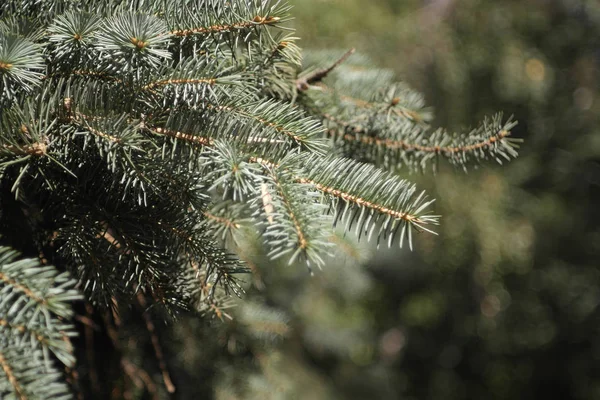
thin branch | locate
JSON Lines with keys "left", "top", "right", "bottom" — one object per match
{"left": 296, "top": 177, "right": 424, "bottom": 224}
{"left": 328, "top": 127, "right": 513, "bottom": 155}
{"left": 249, "top": 156, "right": 429, "bottom": 226}
{"left": 149, "top": 126, "right": 213, "bottom": 146}
{"left": 100, "top": 309, "right": 160, "bottom": 400}
{"left": 70, "top": 111, "right": 122, "bottom": 144}
{"left": 121, "top": 359, "right": 159, "bottom": 400}
{"left": 170, "top": 16, "right": 281, "bottom": 37}
{"left": 84, "top": 303, "right": 100, "bottom": 396}
{"left": 142, "top": 77, "right": 216, "bottom": 91}
{"left": 0, "top": 351, "right": 26, "bottom": 400}
{"left": 65, "top": 367, "right": 84, "bottom": 400}
{"left": 97, "top": 222, "right": 122, "bottom": 250}
{"left": 136, "top": 293, "right": 176, "bottom": 394}
{"left": 207, "top": 103, "right": 306, "bottom": 144}
{"left": 0, "top": 272, "right": 45, "bottom": 306}
{"left": 2, "top": 142, "right": 47, "bottom": 157}
{"left": 296, "top": 48, "right": 355, "bottom": 91}
{"left": 203, "top": 211, "right": 240, "bottom": 230}
{"left": 270, "top": 173, "right": 308, "bottom": 249}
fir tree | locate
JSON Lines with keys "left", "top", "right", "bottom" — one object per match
{"left": 0, "top": 1, "right": 519, "bottom": 398}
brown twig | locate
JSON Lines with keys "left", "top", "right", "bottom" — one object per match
{"left": 65, "top": 367, "right": 84, "bottom": 400}
{"left": 84, "top": 303, "right": 100, "bottom": 396}
{"left": 296, "top": 48, "right": 355, "bottom": 91}
{"left": 136, "top": 293, "right": 176, "bottom": 394}
{"left": 101, "top": 309, "right": 160, "bottom": 400}
{"left": 203, "top": 211, "right": 241, "bottom": 230}
{"left": 121, "top": 359, "right": 159, "bottom": 400}
{"left": 74, "top": 314, "right": 99, "bottom": 329}
{"left": 2, "top": 142, "right": 47, "bottom": 157}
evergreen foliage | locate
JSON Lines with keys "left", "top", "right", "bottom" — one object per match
{"left": 0, "top": 0, "right": 519, "bottom": 398}
{"left": 0, "top": 245, "right": 80, "bottom": 399}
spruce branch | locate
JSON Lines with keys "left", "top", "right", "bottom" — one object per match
{"left": 204, "top": 140, "right": 263, "bottom": 201}
{"left": 0, "top": 93, "right": 54, "bottom": 166}
{"left": 213, "top": 98, "right": 327, "bottom": 153}
{"left": 292, "top": 154, "right": 439, "bottom": 249}
{"left": 253, "top": 164, "right": 333, "bottom": 268}
{"left": 318, "top": 82, "right": 433, "bottom": 124}
{"left": 142, "top": 57, "right": 244, "bottom": 107}
{"left": 164, "top": 0, "right": 290, "bottom": 39}
{"left": 0, "top": 347, "right": 75, "bottom": 399}
{"left": 146, "top": 97, "right": 325, "bottom": 163}
{"left": 0, "top": 245, "right": 80, "bottom": 400}
{"left": 0, "top": 349, "right": 25, "bottom": 400}
{"left": 170, "top": 15, "right": 282, "bottom": 37}
{"left": 247, "top": 154, "right": 438, "bottom": 250}
{"left": 203, "top": 202, "right": 246, "bottom": 246}
{"left": 47, "top": 10, "right": 103, "bottom": 70}
{"left": 326, "top": 113, "right": 520, "bottom": 171}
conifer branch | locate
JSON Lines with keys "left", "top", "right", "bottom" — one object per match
{"left": 0, "top": 318, "right": 73, "bottom": 362}
{"left": 0, "top": 350, "right": 25, "bottom": 400}
{"left": 149, "top": 126, "right": 214, "bottom": 146}
{"left": 0, "top": 246, "right": 79, "bottom": 399}
{"left": 251, "top": 164, "right": 333, "bottom": 267}
{"left": 0, "top": 271, "right": 46, "bottom": 306}
{"left": 170, "top": 15, "right": 282, "bottom": 37}
{"left": 271, "top": 173, "right": 309, "bottom": 250}
{"left": 204, "top": 211, "right": 241, "bottom": 231}
{"left": 324, "top": 113, "right": 519, "bottom": 171}
{"left": 207, "top": 99, "right": 326, "bottom": 152}
{"left": 328, "top": 123, "right": 513, "bottom": 155}
{"left": 249, "top": 155, "right": 438, "bottom": 248}
{"left": 322, "top": 93, "right": 427, "bottom": 123}
{"left": 142, "top": 77, "right": 217, "bottom": 91}
{"left": 70, "top": 112, "right": 123, "bottom": 144}
{"left": 296, "top": 177, "right": 424, "bottom": 224}
{"left": 1, "top": 141, "right": 47, "bottom": 157}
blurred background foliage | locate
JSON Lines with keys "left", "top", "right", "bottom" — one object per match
{"left": 169, "top": 1, "right": 600, "bottom": 399}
